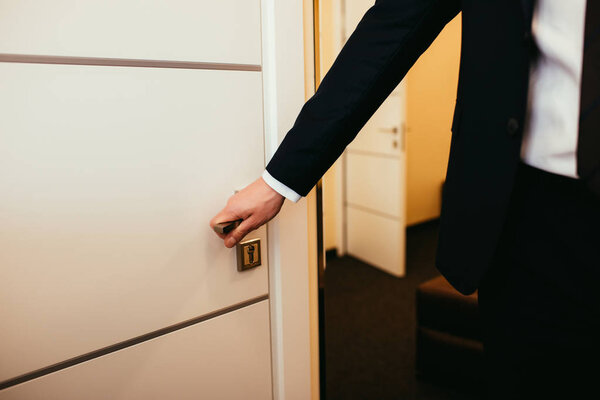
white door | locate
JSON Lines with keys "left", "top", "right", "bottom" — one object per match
{"left": 0, "top": 1, "right": 311, "bottom": 398}
{"left": 342, "top": 0, "right": 407, "bottom": 277}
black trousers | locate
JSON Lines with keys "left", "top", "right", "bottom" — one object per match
{"left": 478, "top": 161, "right": 600, "bottom": 399}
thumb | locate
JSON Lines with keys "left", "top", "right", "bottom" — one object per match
{"left": 210, "top": 206, "right": 242, "bottom": 226}
{"left": 210, "top": 208, "right": 243, "bottom": 236}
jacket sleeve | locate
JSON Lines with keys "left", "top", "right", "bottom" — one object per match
{"left": 265, "top": 0, "right": 461, "bottom": 196}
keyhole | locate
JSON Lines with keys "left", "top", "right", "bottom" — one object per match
{"left": 247, "top": 245, "right": 255, "bottom": 264}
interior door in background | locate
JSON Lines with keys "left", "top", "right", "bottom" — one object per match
{"left": 343, "top": 0, "right": 407, "bottom": 277}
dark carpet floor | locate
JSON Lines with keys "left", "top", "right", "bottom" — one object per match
{"left": 324, "top": 219, "right": 478, "bottom": 400}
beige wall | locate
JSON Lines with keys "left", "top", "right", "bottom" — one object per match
{"left": 405, "top": 15, "right": 461, "bottom": 226}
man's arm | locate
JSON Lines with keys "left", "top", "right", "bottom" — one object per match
{"left": 210, "top": 0, "right": 461, "bottom": 247}
{"left": 266, "top": 0, "right": 461, "bottom": 195}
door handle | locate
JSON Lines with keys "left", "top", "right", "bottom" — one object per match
{"left": 213, "top": 219, "right": 243, "bottom": 234}
{"left": 378, "top": 127, "right": 398, "bottom": 134}
{"left": 213, "top": 220, "right": 262, "bottom": 271}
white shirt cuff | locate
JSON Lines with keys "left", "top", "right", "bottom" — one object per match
{"left": 262, "top": 170, "right": 302, "bottom": 203}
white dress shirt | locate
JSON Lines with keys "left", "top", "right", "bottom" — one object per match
{"left": 265, "top": 0, "right": 587, "bottom": 202}
{"left": 521, "top": 0, "right": 587, "bottom": 178}
{"left": 262, "top": 169, "right": 301, "bottom": 203}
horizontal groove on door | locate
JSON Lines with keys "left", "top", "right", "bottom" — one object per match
{"left": 345, "top": 202, "right": 402, "bottom": 220}
{"left": 0, "top": 53, "right": 262, "bottom": 72}
{"left": 0, "top": 294, "right": 269, "bottom": 391}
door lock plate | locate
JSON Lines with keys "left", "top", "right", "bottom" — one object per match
{"left": 237, "top": 239, "right": 261, "bottom": 271}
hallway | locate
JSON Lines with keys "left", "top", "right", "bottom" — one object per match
{"left": 325, "top": 220, "right": 478, "bottom": 400}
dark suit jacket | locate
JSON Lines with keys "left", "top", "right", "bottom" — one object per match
{"left": 265, "top": 0, "right": 536, "bottom": 295}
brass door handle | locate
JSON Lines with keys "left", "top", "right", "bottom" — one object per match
{"left": 213, "top": 220, "right": 263, "bottom": 271}
{"left": 213, "top": 219, "right": 242, "bottom": 234}
{"left": 378, "top": 127, "right": 398, "bottom": 134}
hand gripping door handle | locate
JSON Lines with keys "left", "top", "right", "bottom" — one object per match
{"left": 212, "top": 219, "right": 243, "bottom": 234}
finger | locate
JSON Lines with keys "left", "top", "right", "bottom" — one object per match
{"left": 209, "top": 217, "right": 232, "bottom": 239}
{"left": 209, "top": 208, "right": 243, "bottom": 235}
{"left": 224, "top": 217, "right": 256, "bottom": 248}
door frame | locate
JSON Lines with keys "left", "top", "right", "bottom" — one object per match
{"left": 261, "top": 1, "right": 320, "bottom": 399}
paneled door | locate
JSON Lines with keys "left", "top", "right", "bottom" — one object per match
{"left": 343, "top": 0, "right": 407, "bottom": 277}
{"left": 0, "top": 1, "right": 311, "bottom": 398}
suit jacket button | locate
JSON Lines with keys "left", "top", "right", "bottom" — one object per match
{"left": 507, "top": 117, "right": 520, "bottom": 136}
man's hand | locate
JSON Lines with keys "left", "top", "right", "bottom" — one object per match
{"left": 209, "top": 177, "right": 285, "bottom": 248}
